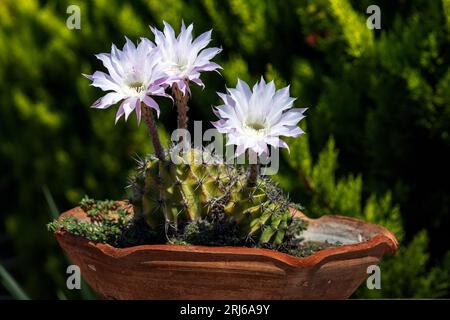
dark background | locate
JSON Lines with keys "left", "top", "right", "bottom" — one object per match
{"left": 0, "top": 0, "right": 449, "bottom": 299}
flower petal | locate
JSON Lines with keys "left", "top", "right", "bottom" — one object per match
{"left": 135, "top": 100, "right": 142, "bottom": 125}
{"left": 196, "top": 47, "right": 222, "bottom": 63}
{"left": 190, "top": 77, "right": 205, "bottom": 88}
{"left": 115, "top": 104, "right": 125, "bottom": 124}
{"left": 120, "top": 97, "right": 138, "bottom": 121}
{"left": 95, "top": 53, "right": 123, "bottom": 83}
{"left": 86, "top": 71, "right": 121, "bottom": 92}
{"left": 195, "top": 62, "right": 222, "bottom": 72}
{"left": 235, "top": 144, "right": 247, "bottom": 157}
{"left": 91, "top": 92, "right": 123, "bottom": 109}
{"left": 143, "top": 95, "right": 160, "bottom": 117}
{"left": 191, "top": 30, "right": 212, "bottom": 53}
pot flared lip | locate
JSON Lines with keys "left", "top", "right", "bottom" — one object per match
{"left": 55, "top": 204, "right": 398, "bottom": 269}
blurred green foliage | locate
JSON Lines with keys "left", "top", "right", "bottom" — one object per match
{"left": 0, "top": 0, "right": 449, "bottom": 298}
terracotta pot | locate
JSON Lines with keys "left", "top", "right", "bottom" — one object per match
{"left": 55, "top": 205, "right": 397, "bottom": 300}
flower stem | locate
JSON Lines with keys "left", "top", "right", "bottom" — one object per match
{"left": 172, "top": 82, "right": 190, "bottom": 131}
{"left": 141, "top": 104, "right": 165, "bottom": 161}
{"left": 248, "top": 163, "right": 259, "bottom": 186}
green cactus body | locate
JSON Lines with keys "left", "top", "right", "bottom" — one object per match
{"left": 130, "top": 148, "right": 300, "bottom": 245}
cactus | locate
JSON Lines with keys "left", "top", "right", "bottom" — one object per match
{"left": 129, "top": 148, "right": 304, "bottom": 246}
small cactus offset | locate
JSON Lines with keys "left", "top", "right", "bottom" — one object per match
{"left": 129, "top": 148, "right": 305, "bottom": 246}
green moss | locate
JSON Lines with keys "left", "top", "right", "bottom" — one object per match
{"left": 47, "top": 196, "right": 159, "bottom": 248}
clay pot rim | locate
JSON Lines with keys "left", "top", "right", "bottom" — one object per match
{"left": 55, "top": 205, "right": 398, "bottom": 269}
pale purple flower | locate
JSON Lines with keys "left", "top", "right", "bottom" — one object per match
{"left": 150, "top": 21, "right": 222, "bottom": 95}
{"left": 212, "top": 77, "right": 307, "bottom": 156}
{"left": 84, "top": 37, "right": 170, "bottom": 124}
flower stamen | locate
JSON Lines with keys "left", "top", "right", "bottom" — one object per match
{"left": 128, "top": 81, "right": 146, "bottom": 94}
{"left": 243, "top": 121, "right": 267, "bottom": 137}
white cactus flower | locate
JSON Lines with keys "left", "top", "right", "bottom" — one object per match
{"left": 84, "top": 37, "right": 170, "bottom": 124}
{"left": 212, "top": 77, "right": 306, "bottom": 156}
{"left": 150, "top": 21, "right": 222, "bottom": 95}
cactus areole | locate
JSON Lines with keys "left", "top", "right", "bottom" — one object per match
{"left": 52, "top": 20, "right": 398, "bottom": 300}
